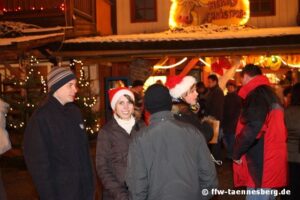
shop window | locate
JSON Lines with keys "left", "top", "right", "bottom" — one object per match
{"left": 130, "top": 0, "right": 157, "bottom": 22}
{"left": 250, "top": 0, "right": 275, "bottom": 16}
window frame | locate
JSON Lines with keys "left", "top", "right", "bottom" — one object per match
{"left": 250, "top": 0, "right": 276, "bottom": 17}
{"left": 130, "top": 0, "right": 157, "bottom": 23}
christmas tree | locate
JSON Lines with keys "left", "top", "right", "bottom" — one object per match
{"left": 1, "top": 56, "right": 47, "bottom": 145}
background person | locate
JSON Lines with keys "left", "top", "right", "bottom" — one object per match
{"left": 222, "top": 80, "right": 242, "bottom": 160}
{"left": 165, "top": 75, "right": 213, "bottom": 142}
{"left": 196, "top": 81, "right": 209, "bottom": 118}
{"left": 0, "top": 98, "right": 10, "bottom": 200}
{"left": 206, "top": 74, "right": 225, "bottom": 161}
{"left": 130, "top": 80, "right": 144, "bottom": 121}
{"left": 284, "top": 82, "right": 300, "bottom": 200}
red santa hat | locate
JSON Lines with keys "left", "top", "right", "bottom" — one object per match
{"left": 165, "top": 75, "right": 196, "bottom": 98}
{"left": 109, "top": 87, "right": 135, "bottom": 110}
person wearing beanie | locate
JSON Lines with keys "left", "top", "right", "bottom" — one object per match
{"left": 126, "top": 84, "right": 218, "bottom": 200}
{"left": 23, "top": 67, "right": 95, "bottom": 200}
{"left": 165, "top": 75, "right": 213, "bottom": 143}
{"left": 96, "top": 87, "right": 144, "bottom": 200}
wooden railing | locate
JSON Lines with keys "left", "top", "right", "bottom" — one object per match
{"left": 0, "top": 0, "right": 96, "bottom": 36}
{"left": 75, "top": 0, "right": 93, "bottom": 17}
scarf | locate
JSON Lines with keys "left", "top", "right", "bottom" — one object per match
{"left": 114, "top": 114, "right": 136, "bottom": 134}
{"left": 238, "top": 75, "right": 270, "bottom": 99}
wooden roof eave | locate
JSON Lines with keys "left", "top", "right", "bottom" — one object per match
{"left": 0, "top": 33, "right": 64, "bottom": 52}
{"left": 0, "top": 33, "right": 65, "bottom": 61}
{"left": 55, "top": 34, "right": 300, "bottom": 60}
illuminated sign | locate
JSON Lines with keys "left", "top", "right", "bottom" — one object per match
{"left": 169, "top": 0, "right": 250, "bottom": 29}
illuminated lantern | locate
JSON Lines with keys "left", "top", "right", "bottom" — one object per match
{"left": 143, "top": 76, "right": 167, "bottom": 91}
{"left": 268, "top": 56, "right": 282, "bottom": 71}
{"left": 202, "top": 57, "right": 212, "bottom": 72}
{"left": 211, "top": 57, "right": 232, "bottom": 75}
{"left": 211, "top": 61, "right": 224, "bottom": 75}
{"left": 219, "top": 57, "right": 231, "bottom": 69}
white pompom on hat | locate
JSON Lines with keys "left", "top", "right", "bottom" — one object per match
{"left": 165, "top": 75, "right": 196, "bottom": 98}
{"left": 109, "top": 87, "right": 135, "bottom": 110}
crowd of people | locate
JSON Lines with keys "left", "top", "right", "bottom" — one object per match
{"left": 1, "top": 63, "right": 299, "bottom": 200}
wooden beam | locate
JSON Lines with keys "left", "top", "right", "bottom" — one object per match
{"left": 15, "top": 33, "right": 64, "bottom": 50}
{"left": 3, "top": 63, "right": 21, "bottom": 77}
{"left": 168, "top": 57, "right": 176, "bottom": 76}
{"left": 179, "top": 57, "right": 199, "bottom": 77}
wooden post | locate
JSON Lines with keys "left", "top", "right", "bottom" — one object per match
{"left": 65, "top": 0, "right": 74, "bottom": 26}
{"left": 179, "top": 57, "right": 199, "bottom": 77}
{"left": 169, "top": 57, "right": 176, "bottom": 76}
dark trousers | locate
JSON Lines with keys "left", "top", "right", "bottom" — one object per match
{"left": 223, "top": 132, "right": 235, "bottom": 159}
{"left": 282, "top": 162, "right": 300, "bottom": 200}
{"left": 210, "top": 128, "right": 223, "bottom": 161}
{"left": 0, "top": 170, "right": 7, "bottom": 200}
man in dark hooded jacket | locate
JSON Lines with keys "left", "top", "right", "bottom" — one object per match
{"left": 233, "top": 64, "right": 287, "bottom": 200}
{"left": 126, "top": 84, "right": 218, "bottom": 200}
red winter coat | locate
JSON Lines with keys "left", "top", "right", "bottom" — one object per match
{"left": 233, "top": 75, "right": 287, "bottom": 188}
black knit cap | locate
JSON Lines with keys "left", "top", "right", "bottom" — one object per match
{"left": 47, "top": 67, "right": 76, "bottom": 93}
{"left": 144, "top": 84, "right": 172, "bottom": 114}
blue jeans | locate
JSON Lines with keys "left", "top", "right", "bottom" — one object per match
{"left": 246, "top": 188, "right": 276, "bottom": 200}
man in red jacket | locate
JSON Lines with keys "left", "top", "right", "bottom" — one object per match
{"left": 233, "top": 64, "right": 287, "bottom": 200}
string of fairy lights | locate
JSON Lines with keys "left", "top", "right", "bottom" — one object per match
{"left": 7, "top": 55, "right": 47, "bottom": 129}
{"left": 2, "top": 3, "right": 65, "bottom": 12}
{"left": 70, "top": 59, "right": 99, "bottom": 134}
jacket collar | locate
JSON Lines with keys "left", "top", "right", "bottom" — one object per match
{"left": 47, "top": 94, "right": 71, "bottom": 110}
{"left": 150, "top": 111, "right": 174, "bottom": 124}
{"left": 209, "top": 85, "right": 220, "bottom": 91}
{"left": 238, "top": 75, "right": 270, "bottom": 99}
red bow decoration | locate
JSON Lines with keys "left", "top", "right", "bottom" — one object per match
{"left": 211, "top": 57, "right": 232, "bottom": 75}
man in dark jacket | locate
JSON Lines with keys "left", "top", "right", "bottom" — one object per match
{"left": 222, "top": 80, "right": 242, "bottom": 159}
{"left": 206, "top": 74, "right": 224, "bottom": 161}
{"left": 23, "top": 67, "right": 95, "bottom": 200}
{"left": 126, "top": 84, "right": 218, "bottom": 200}
{"left": 233, "top": 64, "right": 287, "bottom": 200}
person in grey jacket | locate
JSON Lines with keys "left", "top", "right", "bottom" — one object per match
{"left": 126, "top": 84, "right": 218, "bottom": 200}
{"left": 96, "top": 87, "right": 143, "bottom": 200}
{"left": 23, "top": 67, "right": 95, "bottom": 200}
